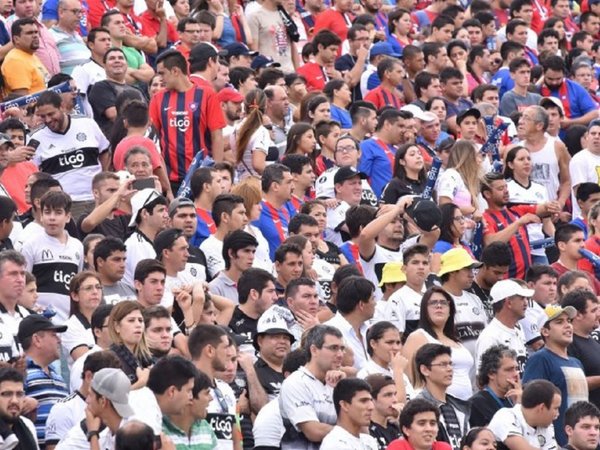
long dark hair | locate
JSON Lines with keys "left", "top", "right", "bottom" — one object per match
{"left": 236, "top": 89, "right": 266, "bottom": 164}
{"left": 393, "top": 143, "right": 427, "bottom": 182}
{"left": 503, "top": 145, "right": 529, "bottom": 181}
{"left": 439, "top": 203, "right": 462, "bottom": 244}
{"left": 418, "top": 286, "right": 459, "bottom": 342}
{"left": 285, "top": 122, "right": 314, "bottom": 155}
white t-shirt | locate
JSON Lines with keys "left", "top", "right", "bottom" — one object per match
{"left": 55, "top": 421, "right": 88, "bottom": 450}
{"left": 569, "top": 148, "right": 600, "bottom": 218}
{"left": 437, "top": 168, "right": 472, "bottom": 209}
{"left": 61, "top": 314, "right": 94, "bottom": 368}
{"left": 71, "top": 59, "right": 106, "bottom": 117}
{"left": 320, "top": 425, "right": 379, "bottom": 450}
{"left": 200, "top": 235, "right": 225, "bottom": 280}
{"left": 0, "top": 305, "right": 29, "bottom": 362}
{"left": 324, "top": 312, "right": 369, "bottom": 370}
{"left": 207, "top": 378, "right": 238, "bottom": 450}
{"left": 360, "top": 244, "right": 400, "bottom": 301}
{"left": 488, "top": 405, "right": 557, "bottom": 450}
{"left": 507, "top": 179, "right": 548, "bottom": 256}
{"left": 253, "top": 398, "right": 285, "bottom": 448}
{"left": 315, "top": 166, "right": 378, "bottom": 207}
{"left": 45, "top": 391, "right": 86, "bottom": 446}
{"left": 123, "top": 230, "right": 156, "bottom": 288}
{"left": 162, "top": 269, "right": 200, "bottom": 309}
{"left": 232, "top": 124, "right": 273, "bottom": 181}
{"left": 69, "top": 344, "right": 102, "bottom": 392}
{"left": 450, "top": 290, "right": 489, "bottom": 361}
{"left": 519, "top": 300, "right": 545, "bottom": 347}
{"left": 475, "top": 318, "right": 528, "bottom": 376}
{"left": 356, "top": 359, "right": 415, "bottom": 400}
{"left": 246, "top": 224, "right": 273, "bottom": 272}
{"left": 382, "top": 284, "right": 425, "bottom": 333}
{"left": 325, "top": 201, "right": 350, "bottom": 247}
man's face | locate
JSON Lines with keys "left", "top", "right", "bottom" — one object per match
{"left": 403, "top": 254, "right": 430, "bottom": 286}
{"left": 403, "top": 411, "right": 439, "bottom": 450}
{"left": 223, "top": 100, "right": 243, "bottom": 123}
{"left": 180, "top": 22, "right": 201, "bottom": 47}
{"left": 539, "top": 394, "right": 562, "bottom": 427}
{"left": 216, "top": 170, "right": 232, "bottom": 193}
{"left": 231, "top": 246, "right": 256, "bottom": 272}
{"left": 288, "top": 284, "right": 319, "bottom": 316}
{"left": 567, "top": 415, "right": 600, "bottom": 450}
{"left": 480, "top": 89, "right": 499, "bottom": 108}
{"left": 0, "top": 261, "right": 26, "bottom": 301}
{"left": 98, "top": 250, "right": 126, "bottom": 282}
{"left": 5, "top": 129, "right": 24, "bottom": 148}
{"left": 156, "top": 62, "right": 179, "bottom": 89}
{"left": 589, "top": 126, "right": 600, "bottom": 153}
{"left": 540, "top": 36, "right": 559, "bottom": 54}
{"left": 433, "top": 48, "right": 449, "bottom": 70}
{"left": 94, "top": 178, "right": 119, "bottom": 205}
{"left": 41, "top": 207, "right": 70, "bottom": 237}
{"left": 210, "top": 336, "right": 231, "bottom": 372}
{"left": 14, "top": 0, "right": 37, "bottom": 18}
{"left": 575, "top": 66, "right": 594, "bottom": 88}
{"left": 420, "top": 119, "right": 441, "bottom": 143}
{"left": 105, "top": 50, "right": 128, "bottom": 79}
{"left": 508, "top": 25, "right": 529, "bottom": 45}
{"left": 583, "top": 15, "right": 600, "bottom": 36}
{"left": 344, "top": 390, "right": 374, "bottom": 428}
{"left": 227, "top": 204, "right": 248, "bottom": 231}
{"left": 36, "top": 330, "right": 61, "bottom": 361}
{"left": 126, "top": 153, "right": 152, "bottom": 178}
{"left": 267, "top": 87, "right": 290, "bottom": 120}
{"left": 442, "top": 77, "right": 463, "bottom": 99}
{"left": 297, "top": 224, "right": 320, "bottom": 253}
{"left": 197, "top": 23, "right": 213, "bottom": 43}
{"left": 561, "top": 231, "right": 586, "bottom": 260}
{"left": 553, "top": 0, "right": 570, "bottom": 18}
{"left": 466, "top": 26, "right": 483, "bottom": 46}
{"left": 313, "top": 334, "right": 344, "bottom": 371}
{"left": 191, "top": 387, "right": 212, "bottom": 420}
{"left": 274, "top": 171, "right": 294, "bottom": 201}
{"left": 295, "top": 164, "right": 316, "bottom": 191}
{"left": 336, "top": 176, "right": 362, "bottom": 206}
{"left": 145, "top": 317, "right": 172, "bottom": 354}
{"left": 106, "top": 14, "right": 127, "bottom": 39}
{"left": 90, "top": 31, "right": 112, "bottom": 57}
{"left": 459, "top": 116, "right": 478, "bottom": 140}
{"left": 136, "top": 271, "right": 166, "bottom": 305}
{"left": 543, "top": 314, "right": 574, "bottom": 348}
{"left": 544, "top": 68, "right": 565, "bottom": 90}
{"left": 170, "top": 206, "right": 197, "bottom": 238}
{"left": 515, "top": 5, "right": 534, "bottom": 24}
{"left": 319, "top": 44, "right": 339, "bottom": 64}
{"left": 545, "top": 106, "right": 562, "bottom": 135}
{"left": 59, "top": 0, "right": 83, "bottom": 30}
{"left": 255, "top": 280, "right": 278, "bottom": 314}
{"left": 529, "top": 274, "right": 557, "bottom": 304}
{"left": 486, "top": 179, "right": 509, "bottom": 206}
{"left": 386, "top": 62, "right": 404, "bottom": 86}
{"left": 36, "top": 104, "right": 65, "bottom": 133}
{"left": 489, "top": 356, "right": 520, "bottom": 395}
{"left": 166, "top": 236, "right": 189, "bottom": 272}
{"left": 507, "top": 295, "right": 528, "bottom": 320}
{"left": 374, "top": 384, "right": 399, "bottom": 419}
{"left": 433, "top": 24, "right": 454, "bottom": 44}
{"left": 258, "top": 333, "right": 291, "bottom": 361}
{"left": 406, "top": 51, "right": 425, "bottom": 73}
{"left": 423, "top": 353, "right": 453, "bottom": 388}
{"left": 424, "top": 78, "right": 442, "bottom": 99}
{"left": 451, "top": 267, "right": 475, "bottom": 290}
{"left": 577, "top": 299, "right": 600, "bottom": 335}
{"left": 349, "top": 29, "right": 370, "bottom": 53}
{"left": 276, "top": 253, "right": 303, "bottom": 284}
{"left": 0, "top": 381, "right": 24, "bottom": 423}
{"left": 512, "top": 65, "right": 531, "bottom": 88}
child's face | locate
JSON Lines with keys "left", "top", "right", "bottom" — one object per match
{"left": 19, "top": 281, "right": 38, "bottom": 310}
{"left": 41, "top": 207, "right": 71, "bottom": 237}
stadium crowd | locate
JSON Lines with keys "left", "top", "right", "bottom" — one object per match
{"left": 4, "top": 0, "right": 600, "bottom": 447}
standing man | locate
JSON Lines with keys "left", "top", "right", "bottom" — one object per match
{"left": 297, "top": 30, "right": 342, "bottom": 92}
{"left": 522, "top": 304, "right": 588, "bottom": 446}
{"left": 150, "top": 50, "right": 225, "bottom": 191}
{"left": 570, "top": 121, "right": 600, "bottom": 220}
{"left": 49, "top": 0, "right": 91, "bottom": 74}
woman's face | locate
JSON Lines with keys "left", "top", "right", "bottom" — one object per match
{"left": 250, "top": 202, "right": 261, "bottom": 222}
{"left": 553, "top": 20, "right": 566, "bottom": 39}
{"left": 309, "top": 204, "right": 327, "bottom": 232}
{"left": 116, "top": 310, "right": 145, "bottom": 346}
{"left": 174, "top": 0, "right": 190, "bottom": 16}
{"left": 563, "top": 277, "right": 593, "bottom": 296}
{"left": 400, "top": 145, "right": 424, "bottom": 174}
{"left": 430, "top": 99, "right": 446, "bottom": 121}
{"left": 200, "top": 302, "right": 218, "bottom": 324}
{"left": 335, "top": 137, "right": 360, "bottom": 166}
{"left": 298, "top": 129, "right": 317, "bottom": 154}
{"left": 508, "top": 148, "right": 532, "bottom": 179}
{"left": 449, "top": 46, "right": 468, "bottom": 65}
{"left": 467, "top": 429, "right": 497, "bottom": 450}
{"left": 73, "top": 276, "right": 103, "bottom": 312}
{"left": 321, "top": 125, "right": 341, "bottom": 152}
{"left": 455, "top": 28, "right": 470, "bottom": 46}
{"left": 427, "top": 293, "right": 451, "bottom": 327}
{"left": 19, "top": 281, "right": 38, "bottom": 310}
{"left": 335, "top": 83, "right": 352, "bottom": 106}
{"left": 85, "top": 238, "right": 101, "bottom": 269}
{"left": 149, "top": 75, "right": 165, "bottom": 97}
{"left": 371, "top": 328, "right": 402, "bottom": 364}
{"left": 451, "top": 208, "right": 467, "bottom": 240}
{"left": 311, "top": 101, "right": 331, "bottom": 123}
{"left": 302, "top": 241, "right": 315, "bottom": 267}
{"left": 396, "top": 12, "right": 412, "bottom": 35}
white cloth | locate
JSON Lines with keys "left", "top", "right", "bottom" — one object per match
{"left": 324, "top": 312, "right": 369, "bottom": 370}
{"left": 200, "top": 235, "right": 225, "bottom": 280}
{"left": 488, "top": 404, "right": 557, "bottom": 450}
{"left": 61, "top": 314, "right": 94, "bottom": 368}
{"left": 45, "top": 391, "right": 86, "bottom": 445}
{"left": 507, "top": 178, "right": 548, "bottom": 256}
{"left": 253, "top": 398, "right": 285, "bottom": 448}
{"left": 123, "top": 231, "right": 156, "bottom": 288}
{"left": 475, "top": 318, "right": 528, "bottom": 376}
{"left": 569, "top": 148, "right": 600, "bottom": 218}
{"left": 320, "top": 426, "right": 379, "bottom": 450}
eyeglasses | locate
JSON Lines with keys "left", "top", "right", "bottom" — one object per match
{"left": 79, "top": 284, "right": 103, "bottom": 292}
{"left": 336, "top": 145, "right": 358, "bottom": 153}
{"left": 322, "top": 344, "right": 346, "bottom": 353}
{"left": 430, "top": 361, "right": 453, "bottom": 368}
{"left": 428, "top": 299, "right": 450, "bottom": 308}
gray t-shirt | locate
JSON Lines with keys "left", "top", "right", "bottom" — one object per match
{"left": 208, "top": 272, "right": 239, "bottom": 304}
{"left": 103, "top": 282, "right": 137, "bottom": 304}
{"left": 499, "top": 90, "right": 542, "bottom": 116}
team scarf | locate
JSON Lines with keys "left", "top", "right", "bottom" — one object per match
{"left": 540, "top": 80, "right": 572, "bottom": 118}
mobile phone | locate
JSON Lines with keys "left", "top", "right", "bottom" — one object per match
{"left": 132, "top": 178, "right": 155, "bottom": 190}
{"left": 28, "top": 139, "right": 40, "bottom": 150}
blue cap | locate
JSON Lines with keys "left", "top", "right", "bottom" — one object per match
{"left": 224, "top": 42, "right": 258, "bottom": 57}
{"left": 251, "top": 55, "right": 281, "bottom": 70}
{"left": 370, "top": 42, "right": 401, "bottom": 58}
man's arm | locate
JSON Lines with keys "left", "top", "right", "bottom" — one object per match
{"left": 555, "top": 140, "right": 571, "bottom": 208}
{"left": 123, "top": 33, "right": 158, "bottom": 54}
{"left": 80, "top": 179, "right": 134, "bottom": 233}
{"left": 503, "top": 435, "right": 550, "bottom": 450}
{"left": 99, "top": 149, "right": 110, "bottom": 170}
{"left": 297, "top": 422, "right": 334, "bottom": 443}
{"left": 210, "top": 128, "right": 224, "bottom": 163}
{"left": 237, "top": 353, "right": 269, "bottom": 414}
{"left": 126, "top": 63, "right": 155, "bottom": 83}
{"left": 358, "top": 198, "right": 412, "bottom": 259}
{"left": 483, "top": 213, "right": 539, "bottom": 245}
{"left": 563, "top": 109, "right": 599, "bottom": 127}
{"left": 343, "top": 45, "right": 368, "bottom": 88}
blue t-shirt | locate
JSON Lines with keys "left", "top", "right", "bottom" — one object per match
{"left": 0, "top": 21, "right": 8, "bottom": 45}
{"left": 359, "top": 138, "right": 395, "bottom": 198}
{"left": 491, "top": 67, "right": 514, "bottom": 99}
{"left": 367, "top": 71, "right": 381, "bottom": 93}
{"left": 217, "top": 16, "right": 237, "bottom": 47}
{"left": 330, "top": 104, "right": 352, "bottom": 129}
{"left": 542, "top": 79, "right": 597, "bottom": 120}
{"left": 522, "top": 347, "right": 587, "bottom": 446}
{"left": 253, "top": 201, "right": 296, "bottom": 260}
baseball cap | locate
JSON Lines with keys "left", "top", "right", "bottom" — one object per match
{"left": 129, "top": 188, "right": 163, "bottom": 227}
{"left": 251, "top": 55, "right": 281, "bottom": 71}
{"left": 536, "top": 304, "right": 577, "bottom": 331}
{"left": 253, "top": 308, "right": 295, "bottom": 350}
{"left": 456, "top": 107, "right": 481, "bottom": 125}
{"left": 370, "top": 42, "right": 401, "bottom": 58}
{"left": 539, "top": 97, "right": 564, "bottom": 115}
{"left": 421, "top": 111, "right": 439, "bottom": 123}
{"left": 438, "top": 247, "right": 483, "bottom": 277}
{"left": 0, "top": 133, "right": 15, "bottom": 148}
{"left": 224, "top": 42, "right": 258, "bottom": 58}
{"left": 217, "top": 87, "right": 244, "bottom": 104}
{"left": 189, "top": 42, "right": 228, "bottom": 64}
{"left": 334, "top": 166, "right": 367, "bottom": 185}
{"left": 490, "top": 279, "right": 534, "bottom": 304}
{"left": 91, "top": 368, "right": 135, "bottom": 418}
{"left": 405, "top": 199, "right": 442, "bottom": 232}
{"left": 379, "top": 261, "right": 406, "bottom": 286}
{"left": 17, "top": 314, "right": 67, "bottom": 342}
{"left": 168, "top": 197, "right": 195, "bottom": 217}
{"left": 401, "top": 104, "right": 428, "bottom": 121}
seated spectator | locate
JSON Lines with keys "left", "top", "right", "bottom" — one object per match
{"left": 0, "top": 367, "right": 39, "bottom": 449}
{"left": 93, "top": 237, "right": 137, "bottom": 304}
{"left": 48, "top": 0, "right": 91, "bottom": 74}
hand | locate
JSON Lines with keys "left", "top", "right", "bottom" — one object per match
{"left": 208, "top": 0, "right": 224, "bottom": 14}
{"left": 323, "top": 198, "right": 340, "bottom": 209}
{"left": 160, "top": 434, "right": 176, "bottom": 450}
{"left": 155, "top": 0, "right": 166, "bottom": 18}
{"left": 85, "top": 405, "right": 102, "bottom": 432}
{"left": 135, "top": 367, "right": 150, "bottom": 387}
{"left": 544, "top": 200, "right": 562, "bottom": 215}
{"left": 356, "top": 44, "right": 369, "bottom": 61}
{"left": 325, "top": 370, "right": 346, "bottom": 387}
{"left": 232, "top": 3, "right": 243, "bottom": 16}
{"left": 21, "top": 396, "right": 38, "bottom": 415}
{"left": 295, "top": 309, "right": 319, "bottom": 331}
{"left": 518, "top": 213, "right": 541, "bottom": 226}
{"left": 323, "top": 65, "right": 342, "bottom": 80}
{"left": 237, "top": 389, "right": 250, "bottom": 414}
{"left": 396, "top": 195, "right": 414, "bottom": 213}
{"left": 11, "top": 356, "right": 26, "bottom": 375}
{"left": 173, "top": 287, "right": 193, "bottom": 312}
{"left": 8, "top": 146, "right": 35, "bottom": 163}
{"left": 236, "top": 351, "right": 255, "bottom": 374}
{"left": 560, "top": 117, "right": 572, "bottom": 129}
{"left": 505, "top": 377, "right": 522, "bottom": 404}
{"left": 117, "top": 178, "right": 136, "bottom": 203}
{"left": 390, "top": 351, "right": 408, "bottom": 373}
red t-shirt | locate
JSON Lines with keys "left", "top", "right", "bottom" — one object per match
{"left": 139, "top": 11, "right": 179, "bottom": 44}
{"left": 121, "top": 11, "right": 144, "bottom": 35}
{"left": 190, "top": 75, "right": 215, "bottom": 92}
{"left": 113, "top": 135, "right": 163, "bottom": 171}
{"left": 172, "top": 42, "right": 191, "bottom": 62}
{"left": 87, "top": 0, "right": 115, "bottom": 29}
{"left": 297, "top": 62, "right": 327, "bottom": 91}
{"left": 0, "top": 162, "right": 37, "bottom": 214}
{"left": 364, "top": 85, "right": 403, "bottom": 109}
{"left": 313, "top": 8, "right": 354, "bottom": 42}
{"left": 149, "top": 85, "right": 225, "bottom": 183}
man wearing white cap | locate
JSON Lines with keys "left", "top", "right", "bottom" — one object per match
{"left": 84, "top": 368, "right": 136, "bottom": 450}
{"left": 522, "top": 304, "right": 588, "bottom": 446}
{"left": 253, "top": 307, "right": 295, "bottom": 400}
{"left": 123, "top": 188, "right": 168, "bottom": 288}
{"left": 475, "top": 279, "right": 531, "bottom": 376}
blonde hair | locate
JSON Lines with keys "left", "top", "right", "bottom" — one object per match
{"left": 447, "top": 139, "right": 482, "bottom": 210}
{"left": 589, "top": 202, "right": 600, "bottom": 235}
{"left": 231, "top": 176, "right": 262, "bottom": 218}
{"left": 108, "top": 301, "right": 152, "bottom": 362}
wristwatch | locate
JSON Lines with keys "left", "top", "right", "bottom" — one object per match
{"left": 86, "top": 430, "right": 100, "bottom": 442}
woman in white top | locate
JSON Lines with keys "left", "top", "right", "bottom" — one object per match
{"left": 357, "top": 321, "right": 415, "bottom": 402}
{"left": 402, "top": 286, "right": 474, "bottom": 401}
{"left": 62, "top": 271, "right": 101, "bottom": 367}
{"left": 232, "top": 89, "right": 274, "bottom": 180}
{"left": 231, "top": 176, "right": 272, "bottom": 272}
{"left": 504, "top": 145, "right": 553, "bottom": 265}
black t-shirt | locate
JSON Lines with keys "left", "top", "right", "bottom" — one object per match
{"left": 254, "top": 357, "right": 284, "bottom": 398}
{"left": 381, "top": 177, "right": 427, "bottom": 205}
{"left": 468, "top": 281, "right": 493, "bottom": 321}
{"left": 335, "top": 54, "right": 363, "bottom": 102}
{"left": 369, "top": 421, "right": 401, "bottom": 450}
{"left": 568, "top": 334, "right": 600, "bottom": 409}
{"left": 469, "top": 389, "right": 512, "bottom": 428}
{"left": 76, "top": 213, "right": 132, "bottom": 240}
{"left": 228, "top": 306, "right": 258, "bottom": 346}
{"left": 88, "top": 80, "right": 144, "bottom": 136}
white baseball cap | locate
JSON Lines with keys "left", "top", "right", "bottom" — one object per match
{"left": 490, "top": 279, "right": 535, "bottom": 304}
{"left": 129, "top": 188, "right": 163, "bottom": 227}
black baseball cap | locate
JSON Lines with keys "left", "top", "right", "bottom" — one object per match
{"left": 456, "top": 107, "right": 481, "bottom": 125}
{"left": 334, "top": 166, "right": 367, "bottom": 185}
{"left": 224, "top": 42, "right": 258, "bottom": 57}
{"left": 406, "top": 199, "right": 442, "bottom": 232}
{"left": 17, "top": 315, "right": 67, "bottom": 342}
{"left": 189, "top": 43, "right": 228, "bottom": 64}
{"left": 154, "top": 228, "right": 185, "bottom": 258}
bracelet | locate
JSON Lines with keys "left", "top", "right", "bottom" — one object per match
{"left": 86, "top": 430, "right": 100, "bottom": 442}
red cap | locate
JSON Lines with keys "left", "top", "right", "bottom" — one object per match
{"left": 218, "top": 87, "right": 244, "bottom": 103}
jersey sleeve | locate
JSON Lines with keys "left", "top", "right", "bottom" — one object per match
{"left": 488, "top": 408, "right": 523, "bottom": 442}
{"left": 574, "top": 83, "right": 597, "bottom": 115}
{"left": 41, "top": 0, "right": 59, "bottom": 21}
{"left": 204, "top": 89, "right": 226, "bottom": 131}
{"left": 279, "top": 379, "right": 320, "bottom": 429}
{"left": 45, "top": 402, "right": 71, "bottom": 444}
{"left": 148, "top": 94, "right": 162, "bottom": 130}
{"left": 521, "top": 352, "right": 549, "bottom": 384}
